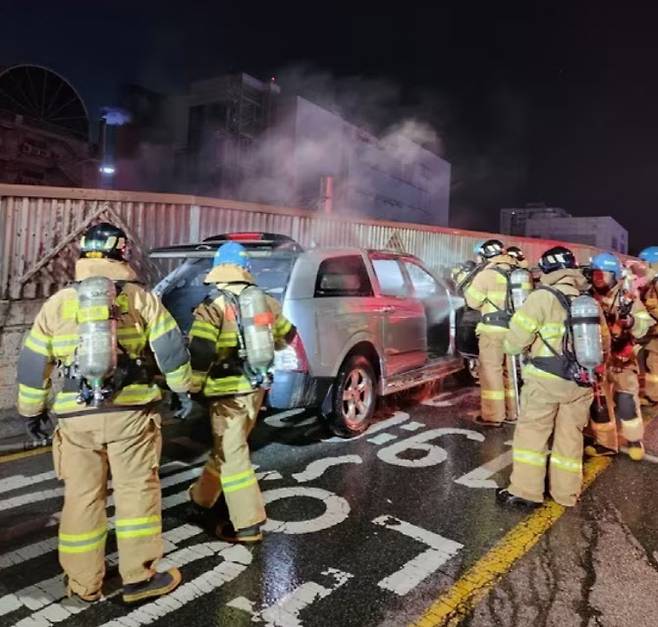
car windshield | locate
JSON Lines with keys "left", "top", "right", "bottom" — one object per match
{"left": 160, "top": 251, "right": 297, "bottom": 333}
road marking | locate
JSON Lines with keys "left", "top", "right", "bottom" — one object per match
{"left": 97, "top": 544, "right": 253, "bottom": 627}
{"left": 378, "top": 428, "right": 484, "bottom": 468}
{"left": 291, "top": 455, "right": 363, "bottom": 483}
{"left": 263, "top": 487, "right": 350, "bottom": 534}
{"left": 0, "top": 446, "right": 51, "bottom": 464}
{"left": 373, "top": 516, "right": 463, "bottom": 596}
{"left": 227, "top": 567, "right": 353, "bottom": 626}
{"left": 400, "top": 421, "right": 425, "bottom": 431}
{"left": 454, "top": 449, "right": 513, "bottom": 489}
{"left": 422, "top": 389, "right": 478, "bottom": 408}
{"left": 322, "top": 411, "right": 410, "bottom": 442}
{"left": 0, "top": 525, "right": 202, "bottom": 619}
{"left": 0, "top": 467, "right": 202, "bottom": 568}
{"left": 0, "top": 470, "right": 57, "bottom": 495}
{"left": 410, "top": 456, "right": 612, "bottom": 627}
{"left": 367, "top": 433, "right": 398, "bottom": 445}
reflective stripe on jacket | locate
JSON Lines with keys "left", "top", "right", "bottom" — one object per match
{"left": 188, "top": 266, "right": 293, "bottom": 397}
{"left": 16, "top": 259, "right": 191, "bottom": 417}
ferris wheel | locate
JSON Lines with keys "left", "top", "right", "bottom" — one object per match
{"left": 0, "top": 64, "right": 89, "bottom": 140}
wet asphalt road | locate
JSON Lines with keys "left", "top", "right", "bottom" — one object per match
{"left": 1, "top": 384, "right": 658, "bottom": 627}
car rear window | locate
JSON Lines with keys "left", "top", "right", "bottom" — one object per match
{"left": 161, "top": 251, "right": 298, "bottom": 333}
{"left": 314, "top": 255, "right": 373, "bottom": 298}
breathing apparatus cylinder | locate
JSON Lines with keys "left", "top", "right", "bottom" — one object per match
{"left": 570, "top": 295, "right": 604, "bottom": 371}
{"left": 238, "top": 286, "right": 275, "bottom": 383}
{"left": 76, "top": 277, "right": 118, "bottom": 406}
{"left": 510, "top": 268, "right": 533, "bottom": 311}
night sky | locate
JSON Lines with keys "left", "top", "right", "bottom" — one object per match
{"left": 2, "top": 1, "right": 656, "bottom": 252}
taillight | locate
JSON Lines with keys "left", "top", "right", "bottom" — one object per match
{"left": 274, "top": 332, "right": 309, "bottom": 373}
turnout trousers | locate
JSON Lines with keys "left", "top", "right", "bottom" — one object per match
{"left": 643, "top": 339, "right": 658, "bottom": 402}
{"left": 591, "top": 359, "right": 644, "bottom": 449}
{"left": 190, "top": 389, "right": 266, "bottom": 530}
{"left": 478, "top": 332, "right": 518, "bottom": 423}
{"left": 508, "top": 375, "right": 592, "bottom": 506}
{"left": 52, "top": 408, "right": 163, "bottom": 597}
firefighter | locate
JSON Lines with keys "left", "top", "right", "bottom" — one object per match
{"left": 451, "top": 260, "right": 477, "bottom": 293}
{"left": 464, "top": 239, "right": 518, "bottom": 426}
{"left": 506, "top": 246, "right": 529, "bottom": 269}
{"left": 496, "top": 246, "right": 593, "bottom": 508}
{"left": 16, "top": 223, "right": 190, "bottom": 603}
{"left": 585, "top": 252, "right": 654, "bottom": 461}
{"left": 638, "top": 246, "right": 658, "bottom": 405}
{"left": 185, "top": 241, "right": 294, "bottom": 544}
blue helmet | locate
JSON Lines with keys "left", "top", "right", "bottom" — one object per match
{"left": 212, "top": 241, "right": 251, "bottom": 271}
{"left": 639, "top": 246, "right": 658, "bottom": 265}
{"left": 591, "top": 252, "right": 622, "bottom": 279}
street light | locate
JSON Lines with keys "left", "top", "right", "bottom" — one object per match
{"left": 99, "top": 164, "right": 116, "bottom": 175}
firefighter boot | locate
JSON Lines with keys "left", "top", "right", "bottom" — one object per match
{"left": 122, "top": 568, "right": 182, "bottom": 604}
{"left": 627, "top": 441, "right": 645, "bottom": 461}
{"left": 584, "top": 443, "right": 617, "bottom": 457}
{"left": 495, "top": 488, "right": 542, "bottom": 509}
{"left": 217, "top": 521, "right": 263, "bottom": 544}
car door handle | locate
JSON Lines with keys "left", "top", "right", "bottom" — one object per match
{"left": 378, "top": 305, "right": 395, "bottom": 313}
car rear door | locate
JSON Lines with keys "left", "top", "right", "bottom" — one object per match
{"left": 369, "top": 253, "right": 427, "bottom": 376}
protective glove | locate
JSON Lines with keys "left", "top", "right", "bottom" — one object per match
{"left": 23, "top": 412, "right": 50, "bottom": 443}
{"left": 174, "top": 393, "right": 205, "bottom": 421}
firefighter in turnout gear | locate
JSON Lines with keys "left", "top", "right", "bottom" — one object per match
{"left": 586, "top": 252, "right": 654, "bottom": 461}
{"left": 506, "top": 246, "right": 529, "bottom": 270}
{"left": 464, "top": 239, "right": 520, "bottom": 426}
{"left": 186, "top": 241, "right": 294, "bottom": 544}
{"left": 16, "top": 223, "right": 190, "bottom": 603}
{"left": 638, "top": 246, "right": 658, "bottom": 404}
{"left": 497, "top": 246, "right": 595, "bottom": 508}
{"left": 451, "top": 260, "right": 477, "bottom": 293}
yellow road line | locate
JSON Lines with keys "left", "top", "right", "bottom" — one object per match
{"left": 412, "top": 456, "right": 612, "bottom": 627}
{"left": 0, "top": 446, "right": 52, "bottom": 464}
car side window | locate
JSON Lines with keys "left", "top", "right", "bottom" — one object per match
{"left": 314, "top": 255, "right": 374, "bottom": 298}
{"left": 372, "top": 258, "right": 409, "bottom": 297}
{"left": 403, "top": 261, "right": 439, "bottom": 298}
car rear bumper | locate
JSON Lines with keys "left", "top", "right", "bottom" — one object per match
{"left": 268, "top": 372, "right": 333, "bottom": 410}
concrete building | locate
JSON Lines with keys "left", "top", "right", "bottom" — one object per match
{"left": 500, "top": 205, "right": 571, "bottom": 236}
{"left": 0, "top": 64, "right": 94, "bottom": 187}
{"left": 116, "top": 72, "right": 451, "bottom": 226}
{"left": 524, "top": 215, "right": 628, "bottom": 254}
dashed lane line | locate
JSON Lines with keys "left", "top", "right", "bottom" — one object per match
{"left": 410, "top": 456, "right": 612, "bottom": 627}
{"left": 0, "top": 446, "right": 51, "bottom": 465}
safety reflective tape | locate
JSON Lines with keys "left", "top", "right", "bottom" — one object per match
{"left": 61, "top": 300, "right": 78, "bottom": 319}
{"left": 217, "top": 331, "right": 238, "bottom": 347}
{"left": 503, "top": 340, "right": 522, "bottom": 355}
{"left": 149, "top": 313, "right": 178, "bottom": 342}
{"left": 252, "top": 311, "right": 274, "bottom": 326}
{"left": 117, "top": 328, "right": 145, "bottom": 340}
{"left": 539, "top": 323, "right": 564, "bottom": 337}
{"left": 512, "top": 312, "right": 538, "bottom": 333}
{"left": 646, "top": 373, "right": 658, "bottom": 382}
{"left": 273, "top": 317, "right": 292, "bottom": 338}
{"left": 190, "top": 320, "right": 220, "bottom": 342}
{"left": 221, "top": 469, "right": 258, "bottom": 493}
{"left": 481, "top": 389, "right": 506, "bottom": 401}
{"left": 59, "top": 526, "right": 107, "bottom": 554}
{"left": 53, "top": 392, "right": 83, "bottom": 412}
{"left": 505, "top": 388, "right": 516, "bottom": 398}
{"left": 78, "top": 305, "right": 109, "bottom": 322}
{"left": 116, "top": 293, "right": 130, "bottom": 313}
{"left": 204, "top": 376, "right": 253, "bottom": 395}
{"left": 550, "top": 453, "right": 582, "bottom": 474}
{"left": 513, "top": 448, "right": 547, "bottom": 468}
{"left": 18, "top": 384, "right": 49, "bottom": 402}
{"left": 113, "top": 384, "right": 162, "bottom": 405}
{"left": 166, "top": 362, "right": 192, "bottom": 392}
{"left": 24, "top": 332, "right": 52, "bottom": 357}
{"left": 115, "top": 515, "right": 161, "bottom": 539}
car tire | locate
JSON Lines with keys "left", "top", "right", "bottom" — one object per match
{"left": 326, "top": 354, "right": 377, "bottom": 437}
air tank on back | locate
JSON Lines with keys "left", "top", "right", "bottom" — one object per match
{"left": 76, "top": 276, "right": 118, "bottom": 406}
{"left": 510, "top": 268, "right": 533, "bottom": 310}
{"left": 570, "top": 295, "right": 604, "bottom": 370}
{"left": 239, "top": 286, "right": 275, "bottom": 381}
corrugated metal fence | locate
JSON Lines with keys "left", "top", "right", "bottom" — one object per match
{"left": 0, "top": 183, "right": 604, "bottom": 301}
